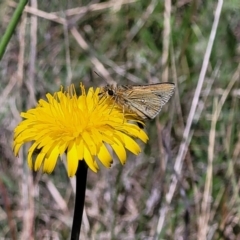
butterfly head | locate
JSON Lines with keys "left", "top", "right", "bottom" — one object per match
{"left": 99, "top": 85, "right": 117, "bottom": 98}
{"left": 107, "top": 88, "right": 114, "bottom": 96}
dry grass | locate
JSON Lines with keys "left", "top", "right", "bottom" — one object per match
{"left": 0, "top": 0, "right": 240, "bottom": 239}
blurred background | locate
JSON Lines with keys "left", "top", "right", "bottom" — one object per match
{"left": 0, "top": 0, "right": 240, "bottom": 239}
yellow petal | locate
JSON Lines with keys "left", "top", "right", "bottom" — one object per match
{"left": 82, "top": 132, "right": 97, "bottom": 155}
{"left": 34, "top": 151, "right": 46, "bottom": 171}
{"left": 111, "top": 138, "right": 126, "bottom": 165}
{"left": 43, "top": 147, "right": 59, "bottom": 173}
{"left": 13, "top": 142, "right": 22, "bottom": 156}
{"left": 97, "top": 144, "right": 112, "bottom": 168}
{"left": 27, "top": 142, "right": 39, "bottom": 169}
{"left": 84, "top": 146, "right": 98, "bottom": 172}
{"left": 123, "top": 134, "right": 141, "bottom": 155}
{"left": 67, "top": 144, "right": 79, "bottom": 177}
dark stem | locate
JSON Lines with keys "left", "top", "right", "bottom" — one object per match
{"left": 71, "top": 160, "right": 88, "bottom": 240}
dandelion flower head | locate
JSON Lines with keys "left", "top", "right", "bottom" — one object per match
{"left": 13, "top": 84, "right": 148, "bottom": 177}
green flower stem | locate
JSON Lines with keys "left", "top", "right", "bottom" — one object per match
{"left": 0, "top": 0, "right": 29, "bottom": 60}
{"left": 71, "top": 160, "right": 88, "bottom": 240}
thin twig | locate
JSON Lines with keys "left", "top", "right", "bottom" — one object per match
{"left": 8, "top": 0, "right": 138, "bottom": 25}
{"left": 161, "top": 0, "right": 171, "bottom": 82}
{"left": 16, "top": 13, "right": 26, "bottom": 239}
{"left": 123, "top": 0, "right": 158, "bottom": 48}
{"left": 0, "top": 76, "right": 18, "bottom": 108}
{"left": 155, "top": 0, "right": 172, "bottom": 184}
{"left": 26, "top": 0, "right": 37, "bottom": 107}
{"left": 197, "top": 97, "right": 217, "bottom": 240}
{"left": 9, "top": 0, "right": 139, "bottom": 85}
{"left": 52, "top": 0, "right": 138, "bottom": 16}
{"left": 215, "top": 64, "right": 240, "bottom": 119}
{"left": 63, "top": 17, "right": 73, "bottom": 86}
{"left": 155, "top": 0, "right": 224, "bottom": 236}
{"left": 8, "top": 1, "right": 66, "bottom": 24}
{"left": 197, "top": 64, "right": 239, "bottom": 238}
{"left": 46, "top": 180, "right": 68, "bottom": 212}
{"left": 166, "top": 0, "right": 223, "bottom": 203}
{"left": 70, "top": 27, "right": 115, "bottom": 84}
{"left": 101, "top": 58, "right": 142, "bottom": 83}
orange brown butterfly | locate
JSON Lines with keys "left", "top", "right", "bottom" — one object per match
{"left": 98, "top": 83, "right": 175, "bottom": 120}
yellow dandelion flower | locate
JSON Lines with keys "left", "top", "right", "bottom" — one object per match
{"left": 13, "top": 84, "right": 148, "bottom": 177}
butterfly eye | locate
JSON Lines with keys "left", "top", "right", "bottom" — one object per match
{"left": 108, "top": 89, "right": 114, "bottom": 96}
{"left": 137, "top": 122, "right": 144, "bottom": 129}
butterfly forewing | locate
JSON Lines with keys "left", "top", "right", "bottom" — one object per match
{"left": 99, "top": 83, "right": 175, "bottom": 120}
{"left": 130, "top": 83, "right": 175, "bottom": 105}
{"left": 127, "top": 93, "right": 163, "bottom": 119}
